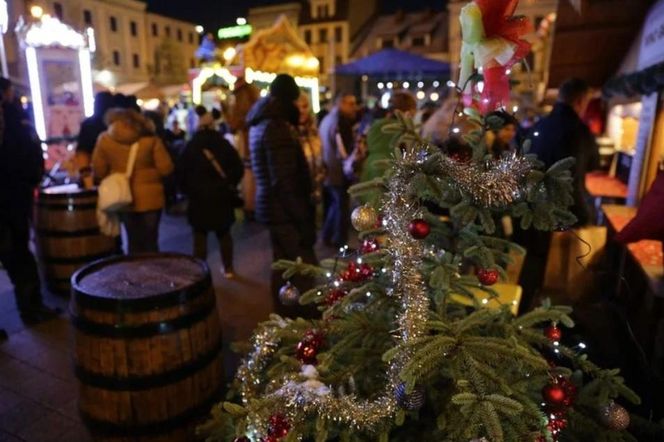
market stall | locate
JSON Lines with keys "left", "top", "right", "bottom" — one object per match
{"left": 191, "top": 15, "right": 320, "bottom": 112}
{"left": 335, "top": 48, "right": 451, "bottom": 106}
{"left": 16, "top": 14, "right": 94, "bottom": 170}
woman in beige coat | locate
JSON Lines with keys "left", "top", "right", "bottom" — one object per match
{"left": 92, "top": 109, "right": 174, "bottom": 254}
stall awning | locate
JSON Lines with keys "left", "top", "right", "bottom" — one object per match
{"left": 335, "top": 48, "right": 450, "bottom": 78}
{"left": 548, "top": 0, "right": 654, "bottom": 89}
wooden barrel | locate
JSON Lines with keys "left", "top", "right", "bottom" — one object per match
{"left": 34, "top": 184, "right": 116, "bottom": 294}
{"left": 70, "top": 254, "right": 223, "bottom": 442}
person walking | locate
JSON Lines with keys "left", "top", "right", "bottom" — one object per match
{"left": 227, "top": 76, "right": 260, "bottom": 222}
{"left": 179, "top": 109, "right": 244, "bottom": 277}
{"left": 296, "top": 92, "right": 325, "bottom": 204}
{"left": 92, "top": 109, "right": 174, "bottom": 254}
{"left": 319, "top": 92, "right": 358, "bottom": 247}
{"left": 247, "top": 74, "right": 317, "bottom": 317}
{"left": 0, "top": 78, "right": 60, "bottom": 326}
{"left": 514, "top": 78, "right": 599, "bottom": 310}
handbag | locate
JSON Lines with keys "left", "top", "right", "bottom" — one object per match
{"left": 202, "top": 148, "right": 244, "bottom": 208}
{"left": 98, "top": 142, "right": 140, "bottom": 212}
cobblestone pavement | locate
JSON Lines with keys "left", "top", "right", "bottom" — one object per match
{"left": 0, "top": 213, "right": 334, "bottom": 441}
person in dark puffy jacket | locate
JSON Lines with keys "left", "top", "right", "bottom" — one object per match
{"left": 0, "top": 78, "right": 60, "bottom": 326}
{"left": 179, "top": 110, "right": 243, "bottom": 277}
{"left": 247, "top": 74, "right": 317, "bottom": 317}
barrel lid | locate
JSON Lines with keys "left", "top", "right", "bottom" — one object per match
{"left": 71, "top": 253, "right": 211, "bottom": 311}
{"left": 41, "top": 184, "right": 97, "bottom": 199}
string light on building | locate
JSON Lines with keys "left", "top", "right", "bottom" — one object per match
{"left": 236, "top": 17, "right": 247, "bottom": 26}
{"left": 387, "top": 81, "right": 393, "bottom": 89}
{"left": 433, "top": 80, "right": 440, "bottom": 87}
{"left": 446, "top": 80, "right": 456, "bottom": 88}
{"left": 402, "top": 81, "right": 410, "bottom": 88}
{"left": 377, "top": 82, "right": 384, "bottom": 89}
{"left": 416, "top": 91, "right": 425, "bottom": 100}
{"left": 195, "top": 25, "right": 204, "bottom": 34}
{"left": 430, "top": 92, "right": 440, "bottom": 101}
{"left": 417, "top": 81, "right": 424, "bottom": 88}
{"left": 223, "top": 46, "right": 237, "bottom": 62}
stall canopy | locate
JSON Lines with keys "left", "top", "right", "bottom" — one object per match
{"left": 335, "top": 48, "right": 450, "bottom": 78}
{"left": 547, "top": 0, "right": 654, "bottom": 89}
{"left": 233, "top": 15, "right": 319, "bottom": 78}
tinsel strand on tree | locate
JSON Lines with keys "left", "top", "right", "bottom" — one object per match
{"left": 197, "top": 1, "right": 655, "bottom": 441}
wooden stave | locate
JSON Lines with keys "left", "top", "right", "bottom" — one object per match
{"left": 34, "top": 187, "right": 115, "bottom": 294}
{"left": 70, "top": 254, "right": 223, "bottom": 440}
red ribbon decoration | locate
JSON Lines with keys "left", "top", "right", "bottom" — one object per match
{"left": 476, "top": 0, "right": 533, "bottom": 112}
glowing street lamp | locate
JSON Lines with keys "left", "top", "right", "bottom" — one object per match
{"left": 236, "top": 17, "right": 247, "bottom": 26}
{"left": 30, "top": 5, "right": 44, "bottom": 19}
{"left": 195, "top": 25, "right": 204, "bottom": 34}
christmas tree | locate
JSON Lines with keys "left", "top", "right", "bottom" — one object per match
{"left": 200, "top": 1, "right": 653, "bottom": 441}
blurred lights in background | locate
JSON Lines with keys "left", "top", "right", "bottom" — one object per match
{"left": 195, "top": 25, "right": 204, "bottom": 34}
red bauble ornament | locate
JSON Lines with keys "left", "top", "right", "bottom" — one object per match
{"left": 360, "top": 238, "right": 380, "bottom": 254}
{"left": 476, "top": 267, "right": 499, "bottom": 285}
{"left": 340, "top": 262, "right": 374, "bottom": 282}
{"left": 408, "top": 219, "right": 431, "bottom": 239}
{"left": 296, "top": 330, "right": 324, "bottom": 364}
{"left": 557, "top": 376, "right": 577, "bottom": 407}
{"left": 545, "top": 324, "right": 562, "bottom": 342}
{"left": 542, "top": 383, "right": 567, "bottom": 407}
{"left": 324, "top": 289, "right": 347, "bottom": 306}
{"left": 268, "top": 414, "right": 290, "bottom": 438}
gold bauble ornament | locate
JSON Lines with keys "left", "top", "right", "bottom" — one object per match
{"left": 599, "top": 401, "right": 630, "bottom": 431}
{"left": 351, "top": 205, "right": 378, "bottom": 232}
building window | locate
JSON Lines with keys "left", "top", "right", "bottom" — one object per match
{"left": 412, "top": 36, "right": 425, "bottom": 47}
{"left": 334, "top": 26, "right": 342, "bottom": 43}
{"left": 113, "top": 51, "right": 120, "bottom": 66}
{"left": 335, "top": 55, "right": 342, "bottom": 67}
{"left": 304, "top": 29, "right": 311, "bottom": 44}
{"left": 132, "top": 54, "right": 140, "bottom": 68}
{"left": 83, "top": 9, "right": 92, "bottom": 26}
{"left": 110, "top": 16, "right": 117, "bottom": 32}
{"left": 53, "top": 2, "right": 63, "bottom": 20}
{"left": 130, "top": 21, "right": 138, "bottom": 37}
{"left": 317, "top": 5, "right": 329, "bottom": 18}
{"left": 165, "top": 26, "right": 171, "bottom": 38}
{"left": 151, "top": 23, "right": 158, "bottom": 37}
{"left": 319, "top": 28, "right": 328, "bottom": 43}
{"left": 318, "top": 56, "right": 325, "bottom": 72}
{"left": 177, "top": 29, "right": 183, "bottom": 42}
{"left": 188, "top": 32, "right": 194, "bottom": 44}
{"left": 381, "top": 38, "right": 395, "bottom": 49}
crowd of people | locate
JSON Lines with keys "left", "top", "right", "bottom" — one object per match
{"left": 0, "top": 72, "right": 600, "bottom": 332}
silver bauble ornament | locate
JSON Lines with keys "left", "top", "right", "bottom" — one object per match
{"left": 278, "top": 281, "right": 300, "bottom": 306}
{"left": 395, "top": 382, "right": 425, "bottom": 410}
{"left": 351, "top": 205, "right": 378, "bottom": 232}
{"left": 599, "top": 401, "right": 630, "bottom": 431}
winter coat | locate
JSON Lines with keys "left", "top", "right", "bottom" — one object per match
{"left": 319, "top": 107, "right": 355, "bottom": 187}
{"left": 92, "top": 109, "right": 174, "bottom": 213}
{"left": 247, "top": 97, "right": 315, "bottom": 232}
{"left": 0, "top": 102, "right": 44, "bottom": 215}
{"left": 179, "top": 128, "right": 244, "bottom": 231}
{"left": 528, "top": 103, "right": 600, "bottom": 226}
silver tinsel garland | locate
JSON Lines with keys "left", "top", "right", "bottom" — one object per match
{"left": 234, "top": 145, "right": 539, "bottom": 434}
{"left": 441, "top": 153, "right": 533, "bottom": 208}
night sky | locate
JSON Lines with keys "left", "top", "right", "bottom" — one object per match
{"left": 143, "top": 0, "right": 445, "bottom": 34}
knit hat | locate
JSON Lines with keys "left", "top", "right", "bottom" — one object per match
{"left": 269, "top": 74, "right": 300, "bottom": 102}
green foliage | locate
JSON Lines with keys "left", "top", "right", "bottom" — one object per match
{"left": 199, "top": 110, "right": 652, "bottom": 442}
